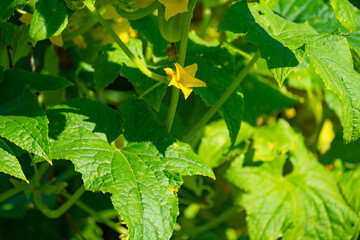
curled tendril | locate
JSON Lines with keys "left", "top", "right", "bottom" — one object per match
{"left": 64, "top": 0, "right": 85, "bottom": 10}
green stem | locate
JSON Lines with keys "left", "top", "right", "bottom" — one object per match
{"left": 116, "top": 1, "right": 161, "bottom": 20}
{"left": 0, "top": 183, "right": 27, "bottom": 203}
{"left": 180, "top": 205, "right": 239, "bottom": 236}
{"left": 34, "top": 185, "right": 86, "bottom": 219}
{"left": 87, "top": 7, "right": 168, "bottom": 84}
{"left": 60, "top": 190, "right": 121, "bottom": 233}
{"left": 184, "top": 51, "right": 260, "bottom": 142}
{"left": 62, "top": 6, "right": 107, "bottom": 41}
{"left": 165, "top": 0, "right": 198, "bottom": 132}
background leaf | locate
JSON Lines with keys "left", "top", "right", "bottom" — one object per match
{"left": 226, "top": 120, "right": 357, "bottom": 240}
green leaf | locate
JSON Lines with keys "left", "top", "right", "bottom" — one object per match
{"left": 351, "top": 46, "right": 360, "bottom": 73}
{"left": 252, "top": 120, "right": 295, "bottom": 161}
{"left": 4, "top": 69, "right": 73, "bottom": 92}
{"left": 0, "top": 79, "right": 51, "bottom": 161}
{"left": 0, "top": 23, "right": 31, "bottom": 70}
{"left": 187, "top": 34, "right": 244, "bottom": 146}
{"left": 260, "top": 0, "right": 279, "bottom": 9}
{"left": 219, "top": 1, "right": 317, "bottom": 85}
{"left": 0, "top": 0, "right": 28, "bottom": 21}
{"left": 330, "top": 0, "right": 357, "bottom": 34}
{"left": 198, "top": 120, "right": 254, "bottom": 168}
{"left": 339, "top": 166, "right": 360, "bottom": 213}
{"left": 307, "top": 32, "right": 360, "bottom": 142}
{"left": 93, "top": 40, "right": 166, "bottom": 111}
{"left": 47, "top": 98, "right": 214, "bottom": 240}
{"left": 0, "top": 138, "right": 27, "bottom": 182}
{"left": 226, "top": 120, "right": 357, "bottom": 240}
{"left": 119, "top": 96, "right": 174, "bottom": 152}
{"left": 29, "top": 0, "right": 70, "bottom": 42}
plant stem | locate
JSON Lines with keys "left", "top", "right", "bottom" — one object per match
{"left": 184, "top": 51, "right": 261, "bottom": 142}
{"left": 60, "top": 190, "right": 121, "bottom": 233}
{"left": 116, "top": 1, "right": 161, "bottom": 20}
{"left": 0, "top": 183, "right": 27, "bottom": 203}
{"left": 180, "top": 205, "right": 239, "bottom": 236}
{"left": 165, "top": 0, "right": 198, "bottom": 132}
{"left": 34, "top": 185, "right": 86, "bottom": 219}
{"left": 87, "top": 7, "right": 168, "bottom": 84}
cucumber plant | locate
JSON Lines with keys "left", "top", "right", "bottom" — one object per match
{"left": 1, "top": 0, "right": 360, "bottom": 239}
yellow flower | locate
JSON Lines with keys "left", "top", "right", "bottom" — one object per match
{"left": 159, "top": 0, "right": 189, "bottom": 20}
{"left": 164, "top": 63, "right": 206, "bottom": 99}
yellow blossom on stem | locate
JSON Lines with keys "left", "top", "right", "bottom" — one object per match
{"left": 164, "top": 63, "right": 206, "bottom": 99}
{"left": 159, "top": 0, "right": 189, "bottom": 20}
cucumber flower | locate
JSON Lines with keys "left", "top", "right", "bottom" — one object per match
{"left": 164, "top": 63, "right": 206, "bottom": 99}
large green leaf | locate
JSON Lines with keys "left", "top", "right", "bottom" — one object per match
{"left": 329, "top": 0, "right": 357, "bottom": 34}
{"left": 29, "top": 0, "right": 70, "bottom": 42}
{"left": 47, "top": 98, "right": 214, "bottom": 240}
{"left": 221, "top": 2, "right": 360, "bottom": 142}
{"left": 93, "top": 40, "right": 166, "bottom": 111}
{"left": 306, "top": 32, "right": 360, "bottom": 142}
{"left": 0, "top": 0, "right": 28, "bottom": 20}
{"left": 0, "top": 78, "right": 51, "bottom": 162}
{"left": 186, "top": 34, "right": 244, "bottom": 146}
{"left": 0, "top": 138, "right": 27, "bottom": 182}
{"left": 226, "top": 120, "right": 357, "bottom": 240}
{"left": 219, "top": 1, "right": 317, "bottom": 85}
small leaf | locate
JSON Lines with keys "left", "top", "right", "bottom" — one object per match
{"left": 330, "top": 0, "right": 357, "bottom": 34}
{"left": 0, "top": 138, "right": 27, "bottom": 182}
{"left": 29, "top": 0, "right": 71, "bottom": 42}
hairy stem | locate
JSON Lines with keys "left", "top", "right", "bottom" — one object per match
{"left": 184, "top": 51, "right": 261, "bottom": 142}
{"left": 116, "top": 1, "right": 161, "bottom": 20}
{"left": 165, "top": 0, "right": 198, "bottom": 132}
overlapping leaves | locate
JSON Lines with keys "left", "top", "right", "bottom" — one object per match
{"left": 226, "top": 120, "right": 358, "bottom": 240}
{"left": 220, "top": 1, "right": 360, "bottom": 143}
{"left": 47, "top": 97, "right": 214, "bottom": 240}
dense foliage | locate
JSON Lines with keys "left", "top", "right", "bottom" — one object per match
{"left": 1, "top": 0, "right": 360, "bottom": 239}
